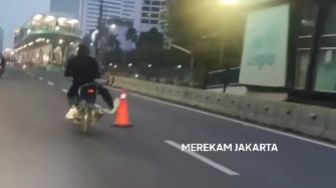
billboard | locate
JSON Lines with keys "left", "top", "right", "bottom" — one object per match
{"left": 239, "top": 4, "right": 290, "bottom": 87}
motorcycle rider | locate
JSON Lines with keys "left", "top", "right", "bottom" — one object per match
{"left": 65, "top": 43, "right": 115, "bottom": 119}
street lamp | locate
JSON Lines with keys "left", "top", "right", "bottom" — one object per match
{"left": 128, "top": 63, "right": 133, "bottom": 67}
{"left": 171, "top": 44, "right": 194, "bottom": 86}
{"left": 110, "top": 24, "right": 116, "bottom": 30}
{"left": 95, "top": 0, "right": 104, "bottom": 59}
{"left": 219, "top": 0, "right": 240, "bottom": 5}
{"left": 148, "top": 64, "right": 152, "bottom": 68}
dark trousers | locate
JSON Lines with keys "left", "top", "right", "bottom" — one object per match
{"left": 67, "top": 83, "right": 114, "bottom": 108}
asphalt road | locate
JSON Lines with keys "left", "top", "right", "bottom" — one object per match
{"left": 0, "top": 66, "right": 336, "bottom": 188}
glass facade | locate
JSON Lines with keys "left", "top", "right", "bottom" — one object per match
{"left": 294, "top": 0, "right": 318, "bottom": 89}
{"left": 314, "top": 4, "right": 336, "bottom": 92}
{"left": 290, "top": 1, "right": 336, "bottom": 94}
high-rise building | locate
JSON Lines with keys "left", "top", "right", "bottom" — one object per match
{"left": 81, "top": 0, "right": 138, "bottom": 35}
{"left": 0, "top": 27, "right": 3, "bottom": 53}
{"left": 159, "top": 0, "right": 171, "bottom": 48}
{"left": 81, "top": 0, "right": 167, "bottom": 35}
{"left": 135, "top": 0, "right": 166, "bottom": 33}
{"left": 50, "top": 0, "right": 81, "bottom": 19}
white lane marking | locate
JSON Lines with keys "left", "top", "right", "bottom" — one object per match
{"left": 47, "top": 81, "right": 54, "bottom": 86}
{"left": 39, "top": 77, "right": 43, "bottom": 81}
{"left": 165, "top": 140, "right": 240, "bottom": 176}
{"left": 107, "top": 87, "right": 336, "bottom": 150}
{"left": 62, "top": 89, "right": 68, "bottom": 93}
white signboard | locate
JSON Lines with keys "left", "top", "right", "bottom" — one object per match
{"left": 239, "top": 4, "right": 290, "bottom": 87}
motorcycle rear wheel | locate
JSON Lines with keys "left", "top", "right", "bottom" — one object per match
{"left": 81, "top": 107, "right": 93, "bottom": 134}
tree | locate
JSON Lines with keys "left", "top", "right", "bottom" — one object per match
{"left": 101, "top": 32, "right": 122, "bottom": 67}
{"left": 167, "top": 0, "right": 245, "bottom": 85}
{"left": 138, "top": 27, "right": 164, "bottom": 48}
{"left": 125, "top": 26, "right": 138, "bottom": 43}
{"left": 137, "top": 27, "right": 166, "bottom": 80}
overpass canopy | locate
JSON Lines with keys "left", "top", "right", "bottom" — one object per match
{"left": 14, "top": 12, "right": 81, "bottom": 50}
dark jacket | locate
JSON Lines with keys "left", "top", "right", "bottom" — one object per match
{"left": 65, "top": 55, "right": 100, "bottom": 86}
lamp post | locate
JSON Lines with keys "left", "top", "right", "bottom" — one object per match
{"left": 171, "top": 44, "right": 194, "bottom": 86}
{"left": 215, "top": 0, "right": 241, "bottom": 66}
{"left": 95, "top": 0, "right": 104, "bottom": 59}
{"left": 219, "top": 0, "right": 240, "bottom": 5}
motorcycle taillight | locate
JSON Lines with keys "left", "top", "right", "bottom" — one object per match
{"left": 87, "top": 89, "right": 96, "bottom": 95}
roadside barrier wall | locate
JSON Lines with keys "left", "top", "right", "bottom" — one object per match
{"left": 114, "top": 76, "right": 336, "bottom": 142}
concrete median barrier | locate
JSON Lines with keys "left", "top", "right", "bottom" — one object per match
{"left": 255, "top": 100, "right": 279, "bottom": 127}
{"left": 322, "top": 109, "right": 336, "bottom": 141}
{"left": 238, "top": 97, "right": 257, "bottom": 122}
{"left": 205, "top": 93, "right": 229, "bottom": 113}
{"left": 295, "top": 105, "right": 328, "bottom": 137}
{"left": 156, "top": 85, "right": 180, "bottom": 102}
{"left": 112, "top": 76, "right": 336, "bottom": 142}
{"left": 181, "top": 88, "right": 198, "bottom": 107}
{"left": 198, "top": 91, "right": 225, "bottom": 112}
{"left": 219, "top": 94, "right": 242, "bottom": 118}
{"left": 275, "top": 103, "right": 299, "bottom": 130}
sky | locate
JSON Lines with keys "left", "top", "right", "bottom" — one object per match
{"left": 0, "top": 0, "right": 50, "bottom": 48}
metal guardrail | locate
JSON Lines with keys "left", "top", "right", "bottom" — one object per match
{"left": 205, "top": 67, "right": 240, "bottom": 91}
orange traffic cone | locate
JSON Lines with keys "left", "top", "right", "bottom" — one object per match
{"left": 114, "top": 90, "right": 132, "bottom": 128}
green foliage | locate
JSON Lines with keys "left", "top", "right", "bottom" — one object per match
{"left": 125, "top": 27, "right": 138, "bottom": 43}
{"left": 101, "top": 32, "right": 122, "bottom": 66}
{"left": 137, "top": 27, "right": 166, "bottom": 67}
{"left": 168, "top": 0, "right": 245, "bottom": 72}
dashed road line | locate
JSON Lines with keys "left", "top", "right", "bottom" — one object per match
{"left": 39, "top": 77, "right": 43, "bottom": 81}
{"left": 62, "top": 89, "right": 68, "bottom": 93}
{"left": 165, "top": 140, "right": 240, "bottom": 176}
{"left": 47, "top": 81, "right": 55, "bottom": 86}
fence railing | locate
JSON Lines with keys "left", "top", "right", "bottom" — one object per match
{"left": 205, "top": 67, "right": 240, "bottom": 91}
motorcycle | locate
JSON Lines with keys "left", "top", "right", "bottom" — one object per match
{"left": 72, "top": 82, "right": 119, "bottom": 134}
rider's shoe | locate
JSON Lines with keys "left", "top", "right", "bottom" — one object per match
{"left": 106, "top": 99, "right": 120, "bottom": 114}
{"left": 66, "top": 106, "right": 78, "bottom": 119}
